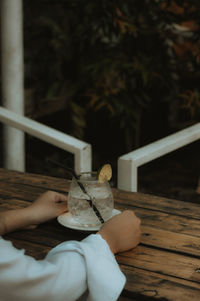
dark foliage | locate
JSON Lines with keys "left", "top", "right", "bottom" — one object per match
{"left": 23, "top": 0, "right": 200, "bottom": 156}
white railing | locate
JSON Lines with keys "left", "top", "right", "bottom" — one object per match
{"left": 0, "top": 1, "right": 92, "bottom": 174}
{"left": 0, "top": 106, "right": 92, "bottom": 174}
{"left": 1, "top": 0, "right": 25, "bottom": 171}
{"left": 118, "top": 123, "right": 200, "bottom": 192}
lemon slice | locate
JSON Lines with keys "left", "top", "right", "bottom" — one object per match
{"left": 98, "top": 164, "right": 112, "bottom": 183}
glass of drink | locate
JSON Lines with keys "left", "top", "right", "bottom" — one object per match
{"left": 68, "top": 171, "right": 114, "bottom": 227}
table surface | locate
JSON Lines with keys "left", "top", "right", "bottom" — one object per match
{"left": 0, "top": 168, "right": 200, "bottom": 301}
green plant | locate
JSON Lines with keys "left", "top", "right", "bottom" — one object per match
{"left": 24, "top": 0, "right": 200, "bottom": 152}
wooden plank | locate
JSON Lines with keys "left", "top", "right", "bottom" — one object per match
{"left": 6, "top": 237, "right": 52, "bottom": 260}
{"left": 1, "top": 184, "right": 200, "bottom": 258}
{"left": 0, "top": 198, "right": 30, "bottom": 210}
{"left": 121, "top": 265, "right": 200, "bottom": 301}
{"left": 141, "top": 225, "right": 200, "bottom": 257}
{"left": 1, "top": 180, "right": 200, "bottom": 258}
{"left": 4, "top": 233, "right": 200, "bottom": 301}
{"left": 0, "top": 181, "right": 68, "bottom": 202}
{"left": 6, "top": 224, "right": 200, "bottom": 284}
{"left": 1, "top": 169, "right": 200, "bottom": 236}
{"left": 4, "top": 209, "right": 200, "bottom": 258}
{"left": 4, "top": 221, "right": 88, "bottom": 249}
{"left": 0, "top": 182, "right": 47, "bottom": 201}
{"left": 2, "top": 189, "right": 200, "bottom": 245}
{"left": 0, "top": 168, "right": 70, "bottom": 191}
{"left": 2, "top": 190, "right": 200, "bottom": 245}
{"left": 1, "top": 168, "right": 199, "bottom": 218}
{"left": 117, "top": 245, "right": 200, "bottom": 283}
{"left": 113, "top": 188, "right": 200, "bottom": 219}
{"left": 4, "top": 226, "right": 87, "bottom": 259}
{"left": 115, "top": 204, "right": 200, "bottom": 239}
{"left": 2, "top": 168, "right": 200, "bottom": 300}
{"left": 1, "top": 168, "right": 198, "bottom": 218}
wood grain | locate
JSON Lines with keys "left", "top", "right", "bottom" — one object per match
{"left": 121, "top": 265, "right": 200, "bottom": 301}
{"left": 117, "top": 245, "right": 200, "bottom": 283}
{"left": 141, "top": 225, "right": 200, "bottom": 257}
{"left": 113, "top": 188, "right": 200, "bottom": 219}
{"left": 1, "top": 168, "right": 200, "bottom": 300}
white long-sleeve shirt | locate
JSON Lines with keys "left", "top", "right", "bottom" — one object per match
{"left": 0, "top": 234, "right": 126, "bottom": 301}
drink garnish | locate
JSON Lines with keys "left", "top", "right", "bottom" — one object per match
{"left": 98, "top": 164, "right": 112, "bottom": 183}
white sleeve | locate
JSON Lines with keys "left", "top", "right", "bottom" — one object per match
{"left": 0, "top": 234, "right": 125, "bottom": 301}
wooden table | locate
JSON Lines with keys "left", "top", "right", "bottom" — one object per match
{"left": 0, "top": 168, "right": 200, "bottom": 301}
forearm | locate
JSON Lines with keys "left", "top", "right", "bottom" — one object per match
{"left": 0, "top": 228, "right": 125, "bottom": 301}
{"left": 0, "top": 237, "right": 87, "bottom": 301}
{"left": 0, "top": 191, "right": 68, "bottom": 236}
{"left": 0, "top": 207, "right": 34, "bottom": 235}
{"left": 0, "top": 234, "right": 125, "bottom": 301}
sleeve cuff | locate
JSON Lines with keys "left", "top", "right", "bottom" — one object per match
{"left": 81, "top": 234, "right": 126, "bottom": 301}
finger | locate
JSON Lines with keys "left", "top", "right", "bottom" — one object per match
{"left": 56, "top": 199, "right": 68, "bottom": 211}
{"left": 57, "top": 203, "right": 68, "bottom": 213}
{"left": 55, "top": 193, "right": 68, "bottom": 203}
{"left": 23, "top": 224, "right": 38, "bottom": 230}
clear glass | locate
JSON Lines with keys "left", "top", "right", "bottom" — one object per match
{"left": 68, "top": 172, "right": 114, "bottom": 226}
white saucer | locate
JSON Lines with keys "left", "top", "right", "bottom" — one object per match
{"left": 57, "top": 209, "right": 121, "bottom": 231}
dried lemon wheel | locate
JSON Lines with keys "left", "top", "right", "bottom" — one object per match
{"left": 98, "top": 164, "right": 112, "bottom": 183}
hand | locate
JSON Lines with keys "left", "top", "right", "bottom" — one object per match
{"left": 0, "top": 191, "right": 68, "bottom": 235}
{"left": 98, "top": 210, "right": 141, "bottom": 254}
{"left": 28, "top": 191, "right": 68, "bottom": 226}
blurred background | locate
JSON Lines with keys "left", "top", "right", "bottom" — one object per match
{"left": 1, "top": 0, "right": 200, "bottom": 202}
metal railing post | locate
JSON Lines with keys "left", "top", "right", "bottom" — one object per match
{"left": 1, "top": 0, "right": 25, "bottom": 171}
